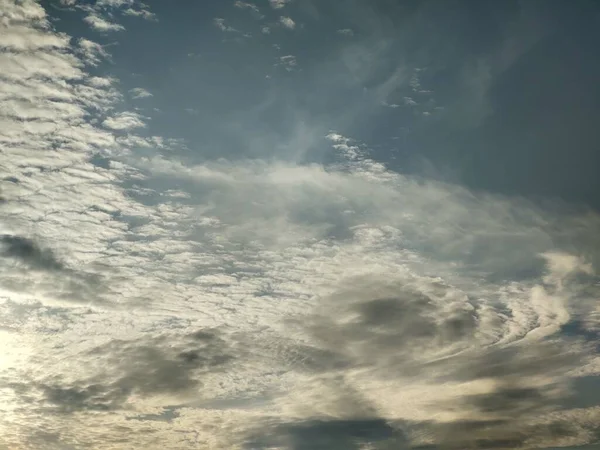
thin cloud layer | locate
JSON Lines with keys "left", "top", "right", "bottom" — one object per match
{"left": 1, "top": 1, "right": 599, "bottom": 449}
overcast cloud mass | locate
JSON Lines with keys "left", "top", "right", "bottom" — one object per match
{"left": 1, "top": 0, "right": 599, "bottom": 449}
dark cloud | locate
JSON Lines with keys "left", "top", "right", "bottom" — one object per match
{"left": 244, "top": 418, "right": 407, "bottom": 450}
{"left": 12, "top": 328, "right": 238, "bottom": 414}
{"left": 274, "top": 275, "right": 599, "bottom": 449}
{"left": 413, "top": 417, "right": 591, "bottom": 450}
{"left": 439, "top": 340, "right": 585, "bottom": 384}
{"left": 300, "top": 277, "right": 478, "bottom": 375}
{"left": 1, "top": 234, "right": 64, "bottom": 271}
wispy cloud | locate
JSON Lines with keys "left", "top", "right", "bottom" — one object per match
{"left": 269, "top": 0, "right": 291, "bottom": 9}
{"left": 337, "top": 28, "right": 354, "bottom": 37}
{"left": 129, "top": 87, "right": 153, "bottom": 99}
{"left": 122, "top": 8, "right": 156, "bottom": 20}
{"left": 277, "top": 54, "right": 297, "bottom": 71}
{"left": 214, "top": 17, "right": 238, "bottom": 33}
{"left": 66, "top": 0, "right": 155, "bottom": 32}
{"left": 83, "top": 14, "right": 125, "bottom": 32}
{"left": 102, "top": 111, "right": 147, "bottom": 130}
{"left": 234, "top": 1, "right": 260, "bottom": 15}
{"left": 77, "top": 38, "right": 109, "bottom": 66}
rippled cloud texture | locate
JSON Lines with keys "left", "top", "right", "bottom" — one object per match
{"left": 1, "top": 0, "right": 599, "bottom": 449}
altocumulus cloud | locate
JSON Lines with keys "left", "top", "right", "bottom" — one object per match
{"left": 0, "top": 1, "right": 599, "bottom": 449}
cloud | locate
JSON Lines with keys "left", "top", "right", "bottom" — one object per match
{"left": 244, "top": 418, "right": 406, "bottom": 449}
{"left": 95, "top": 0, "right": 135, "bottom": 7}
{"left": 234, "top": 1, "right": 260, "bottom": 14}
{"left": 214, "top": 17, "right": 238, "bottom": 33}
{"left": 1, "top": 235, "right": 64, "bottom": 272}
{"left": 278, "top": 54, "right": 297, "bottom": 71}
{"left": 337, "top": 28, "right": 354, "bottom": 37}
{"left": 83, "top": 14, "right": 125, "bottom": 32}
{"left": 129, "top": 87, "right": 153, "bottom": 99}
{"left": 279, "top": 16, "right": 296, "bottom": 30}
{"left": 122, "top": 8, "right": 156, "bottom": 20}
{"left": 15, "top": 328, "right": 237, "bottom": 414}
{"left": 77, "top": 38, "right": 109, "bottom": 66}
{"left": 102, "top": 111, "right": 147, "bottom": 130}
{"left": 269, "top": 0, "right": 291, "bottom": 9}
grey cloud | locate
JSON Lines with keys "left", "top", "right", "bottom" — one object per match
{"left": 244, "top": 418, "right": 407, "bottom": 450}
{"left": 302, "top": 277, "right": 478, "bottom": 374}
{"left": 1, "top": 234, "right": 64, "bottom": 271}
{"left": 274, "top": 273, "right": 599, "bottom": 448}
{"left": 14, "top": 328, "right": 238, "bottom": 414}
{"left": 410, "top": 419, "right": 581, "bottom": 450}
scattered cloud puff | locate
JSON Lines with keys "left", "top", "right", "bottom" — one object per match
{"left": 403, "top": 96, "right": 417, "bottom": 106}
{"left": 279, "top": 16, "right": 296, "bottom": 30}
{"left": 214, "top": 17, "right": 238, "bottom": 33}
{"left": 278, "top": 54, "right": 297, "bottom": 71}
{"left": 129, "top": 87, "right": 153, "bottom": 99}
{"left": 65, "top": 0, "right": 155, "bottom": 31}
{"left": 234, "top": 1, "right": 260, "bottom": 15}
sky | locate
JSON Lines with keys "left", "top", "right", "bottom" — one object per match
{"left": 0, "top": 0, "right": 599, "bottom": 449}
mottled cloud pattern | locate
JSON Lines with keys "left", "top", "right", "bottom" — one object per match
{"left": 0, "top": 1, "right": 599, "bottom": 449}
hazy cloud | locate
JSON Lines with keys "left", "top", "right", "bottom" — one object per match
{"left": 337, "top": 28, "right": 354, "bottom": 37}
{"left": 214, "top": 17, "right": 238, "bottom": 33}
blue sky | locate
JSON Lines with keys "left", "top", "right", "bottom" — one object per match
{"left": 1, "top": 0, "right": 599, "bottom": 448}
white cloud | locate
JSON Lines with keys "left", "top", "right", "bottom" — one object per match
{"left": 77, "top": 38, "right": 109, "bottom": 66}
{"left": 122, "top": 7, "right": 156, "bottom": 20}
{"left": 129, "top": 87, "right": 153, "bottom": 99}
{"left": 279, "top": 16, "right": 296, "bottom": 29}
{"left": 234, "top": 1, "right": 260, "bottom": 14}
{"left": 83, "top": 14, "right": 125, "bottom": 32}
{"left": 277, "top": 54, "right": 297, "bottom": 71}
{"left": 102, "top": 111, "right": 147, "bottom": 130}
{"left": 63, "top": 0, "right": 156, "bottom": 26}
{"left": 95, "top": 0, "right": 136, "bottom": 6}
{"left": 0, "top": 24, "right": 69, "bottom": 50}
